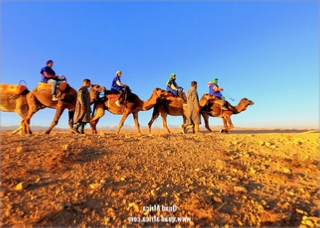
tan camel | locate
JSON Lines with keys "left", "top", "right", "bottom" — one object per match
{"left": 89, "top": 85, "right": 168, "bottom": 135}
{"left": 147, "top": 93, "right": 215, "bottom": 134}
{"left": 0, "top": 88, "right": 32, "bottom": 134}
{"left": 199, "top": 97, "right": 254, "bottom": 134}
{"left": 22, "top": 82, "right": 78, "bottom": 134}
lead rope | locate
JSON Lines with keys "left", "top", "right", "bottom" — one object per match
{"left": 222, "top": 91, "right": 236, "bottom": 101}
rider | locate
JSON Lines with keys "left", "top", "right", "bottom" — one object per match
{"left": 208, "top": 78, "right": 228, "bottom": 110}
{"left": 166, "top": 73, "right": 187, "bottom": 104}
{"left": 111, "top": 70, "right": 128, "bottom": 106}
{"left": 40, "top": 60, "right": 62, "bottom": 101}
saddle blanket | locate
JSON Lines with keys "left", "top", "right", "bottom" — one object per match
{"left": 37, "top": 81, "right": 67, "bottom": 91}
{"left": 0, "top": 84, "right": 28, "bottom": 94}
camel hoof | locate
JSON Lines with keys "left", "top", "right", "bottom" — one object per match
{"left": 44, "top": 131, "right": 49, "bottom": 134}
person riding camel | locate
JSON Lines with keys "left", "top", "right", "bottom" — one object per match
{"left": 208, "top": 78, "right": 228, "bottom": 110}
{"left": 40, "top": 60, "right": 63, "bottom": 101}
{"left": 166, "top": 73, "right": 187, "bottom": 104}
{"left": 111, "top": 70, "right": 129, "bottom": 106}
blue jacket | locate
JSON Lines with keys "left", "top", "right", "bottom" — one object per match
{"left": 166, "top": 79, "right": 178, "bottom": 97}
{"left": 209, "top": 83, "right": 222, "bottom": 97}
{"left": 40, "top": 66, "right": 56, "bottom": 83}
{"left": 167, "top": 86, "right": 178, "bottom": 97}
{"left": 111, "top": 76, "right": 123, "bottom": 93}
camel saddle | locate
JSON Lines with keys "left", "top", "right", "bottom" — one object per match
{"left": 0, "top": 84, "right": 28, "bottom": 95}
{"left": 166, "top": 92, "right": 187, "bottom": 101}
{"left": 106, "top": 94, "right": 120, "bottom": 99}
{"left": 36, "top": 81, "right": 68, "bottom": 92}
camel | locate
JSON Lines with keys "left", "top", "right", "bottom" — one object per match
{"left": 89, "top": 85, "right": 168, "bottom": 135}
{"left": 147, "top": 92, "right": 215, "bottom": 134}
{"left": 199, "top": 97, "right": 254, "bottom": 134}
{"left": 22, "top": 81, "right": 78, "bottom": 134}
{"left": 0, "top": 87, "right": 32, "bottom": 134}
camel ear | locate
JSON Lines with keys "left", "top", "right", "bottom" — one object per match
{"left": 91, "top": 84, "right": 94, "bottom": 87}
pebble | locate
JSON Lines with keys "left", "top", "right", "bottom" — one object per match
{"left": 89, "top": 183, "right": 101, "bottom": 189}
{"left": 283, "top": 168, "right": 291, "bottom": 173}
{"left": 234, "top": 186, "right": 248, "bottom": 193}
{"left": 82, "top": 208, "right": 89, "bottom": 214}
{"left": 16, "top": 146, "right": 26, "bottom": 153}
{"left": 302, "top": 219, "right": 315, "bottom": 226}
{"left": 61, "top": 144, "right": 70, "bottom": 151}
{"left": 16, "top": 181, "right": 29, "bottom": 190}
{"left": 265, "top": 142, "right": 271, "bottom": 147}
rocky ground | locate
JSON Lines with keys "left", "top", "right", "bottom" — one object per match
{"left": 0, "top": 129, "right": 319, "bottom": 227}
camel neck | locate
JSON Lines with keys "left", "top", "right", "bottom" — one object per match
{"left": 142, "top": 93, "right": 158, "bottom": 111}
{"left": 232, "top": 101, "right": 247, "bottom": 114}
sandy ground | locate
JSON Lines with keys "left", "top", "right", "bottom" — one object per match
{"left": 0, "top": 128, "right": 319, "bottom": 227}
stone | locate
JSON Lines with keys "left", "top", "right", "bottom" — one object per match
{"left": 234, "top": 186, "right": 248, "bottom": 193}
{"left": 283, "top": 168, "right": 291, "bottom": 174}
{"left": 89, "top": 183, "right": 101, "bottom": 189}
{"left": 16, "top": 181, "right": 29, "bottom": 190}
{"left": 61, "top": 144, "right": 70, "bottom": 151}
{"left": 16, "top": 147, "right": 26, "bottom": 153}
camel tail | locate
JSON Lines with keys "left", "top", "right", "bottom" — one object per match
{"left": 152, "top": 104, "right": 160, "bottom": 120}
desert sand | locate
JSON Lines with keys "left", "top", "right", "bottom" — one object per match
{"left": 0, "top": 128, "right": 319, "bottom": 227}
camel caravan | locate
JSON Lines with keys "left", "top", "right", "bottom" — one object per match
{"left": 0, "top": 60, "right": 254, "bottom": 135}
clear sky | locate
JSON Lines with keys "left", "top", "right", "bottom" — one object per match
{"left": 1, "top": 1, "right": 319, "bottom": 129}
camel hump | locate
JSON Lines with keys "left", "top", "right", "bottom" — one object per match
{"left": 37, "top": 81, "right": 68, "bottom": 91}
{"left": 106, "top": 94, "right": 120, "bottom": 99}
{"left": 165, "top": 92, "right": 186, "bottom": 101}
{"left": 0, "top": 84, "right": 28, "bottom": 94}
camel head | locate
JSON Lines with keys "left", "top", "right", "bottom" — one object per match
{"left": 90, "top": 84, "right": 106, "bottom": 102}
{"left": 239, "top": 98, "right": 254, "bottom": 111}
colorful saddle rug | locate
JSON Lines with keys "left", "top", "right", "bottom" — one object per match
{"left": 37, "top": 81, "right": 68, "bottom": 91}
{"left": 0, "top": 84, "right": 28, "bottom": 94}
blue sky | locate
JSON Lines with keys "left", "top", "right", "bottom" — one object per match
{"left": 1, "top": 1, "right": 319, "bottom": 129}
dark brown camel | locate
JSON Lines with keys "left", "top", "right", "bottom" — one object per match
{"left": 147, "top": 92, "right": 214, "bottom": 134}
{"left": 199, "top": 97, "right": 254, "bottom": 134}
{"left": 90, "top": 85, "right": 168, "bottom": 135}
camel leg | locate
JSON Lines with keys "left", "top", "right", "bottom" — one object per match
{"left": 159, "top": 112, "right": 171, "bottom": 134}
{"left": 221, "top": 117, "right": 229, "bottom": 133}
{"left": 116, "top": 110, "right": 131, "bottom": 135}
{"left": 226, "top": 116, "right": 234, "bottom": 130}
{"left": 90, "top": 104, "right": 105, "bottom": 134}
{"left": 23, "top": 95, "right": 39, "bottom": 134}
{"left": 44, "top": 104, "right": 65, "bottom": 134}
{"left": 68, "top": 109, "right": 75, "bottom": 133}
{"left": 12, "top": 126, "right": 23, "bottom": 135}
{"left": 147, "top": 111, "right": 160, "bottom": 134}
{"left": 202, "top": 113, "right": 214, "bottom": 134}
{"left": 132, "top": 112, "right": 142, "bottom": 135}
{"left": 182, "top": 115, "right": 188, "bottom": 134}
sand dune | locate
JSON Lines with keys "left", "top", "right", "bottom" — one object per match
{"left": 0, "top": 129, "right": 319, "bottom": 226}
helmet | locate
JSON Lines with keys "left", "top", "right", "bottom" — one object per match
{"left": 116, "top": 70, "right": 122, "bottom": 76}
{"left": 212, "top": 78, "right": 218, "bottom": 83}
{"left": 170, "top": 73, "right": 176, "bottom": 79}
